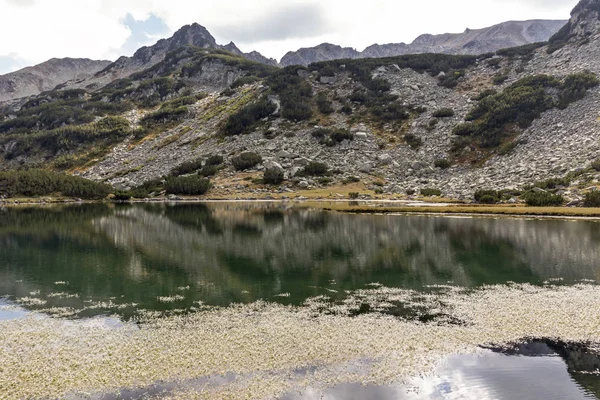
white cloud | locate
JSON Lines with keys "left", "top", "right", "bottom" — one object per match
{"left": 0, "top": 0, "right": 578, "bottom": 74}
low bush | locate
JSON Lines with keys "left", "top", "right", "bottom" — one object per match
{"left": 206, "top": 154, "right": 224, "bottom": 166}
{"left": 303, "top": 161, "right": 329, "bottom": 176}
{"left": 232, "top": 152, "right": 262, "bottom": 171}
{"left": 316, "top": 93, "right": 334, "bottom": 114}
{"left": 434, "top": 159, "right": 452, "bottom": 169}
{"left": 421, "top": 188, "right": 442, "bottom": 197}
{"left": 592, "top": 158, "right": 600, "bottom": 172}
{"left": 164, "top": 175, "right": 211, "bottom": 195}
{"left": 474, "top": 189, "right": 501, "bottom": 204}
{"left": 404, "top": 134, "right": 423, "bottom": 149}
{"left": 584, "top": 191, "right": 600, "bottom": 207}
{"left": 349, "top": 192, "right": 360, "bottom": 199}
{"left": 198, "top": 164, "right": 219, "bottom": 177}
{"left": 223, "top": 98, "right": 276, "bottom": 135}
{"left": 432, "top": 108, "right": 455, "bottom": 118}
{"left": 0, "top": 169, "right": 111, "bottom": 200}
{"left": 263, "top": 167, "right": 284, "bottom": 184}
{"left": 343, "top": 176, "right": 360, "bottom": 184}
{"left": 171, "top": 158, "right": 203, "bottom": 176}
{"left": 311, "top": 128, "right": 353, "bottom": 146}
{"left": 406, "top": 189, "right": 416, "bottom": 196}
{"left": 522, "top": 190, "right": 564, "bottom": 206}
{"left": 113, "top": 191, "right": 132, "bottom": 201}
{"left": 534, "top": 177, "right": 570, "bottom": 190}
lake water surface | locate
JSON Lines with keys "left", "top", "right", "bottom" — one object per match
{"left": 1, "top": 202, "right": 599, "bottom": 399}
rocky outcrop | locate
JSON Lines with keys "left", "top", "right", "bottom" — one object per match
{"left": 281, "top": 20, "right": 567, "bottom": 66}
{"left": 0, "top": 58, "right": 110, "bottom": 102}
{"left": 69, "top": 23, "right": 277, "bottom": 91}
{"left": 280, "top": 43, "right": 361, "bottom": 67}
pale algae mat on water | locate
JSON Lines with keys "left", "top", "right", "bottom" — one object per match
{"left": 0, "top": 203, "right": 599, "bottom": 398}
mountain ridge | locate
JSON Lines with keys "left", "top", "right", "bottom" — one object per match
{"left": 281, "top": 19, "right": 567, "bottom": 66}
{"left": 0, "top": 58, "right": 110, "bottom": 103}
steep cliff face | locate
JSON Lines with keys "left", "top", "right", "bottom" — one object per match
{"left": 0, "top": 58, "right": 110, "bottom": 102}
{"left": 281, "top": 20, "right": 567, "bottom": 66}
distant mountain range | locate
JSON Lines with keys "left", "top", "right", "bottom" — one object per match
{"left": 0, "top": 19, "right": 567, "bottom": 102}
{"left": 280, "top": 19, "right": 567, "bottom": 66}
{"left": 0, "top": 58, "right": 110, "bottom": 103}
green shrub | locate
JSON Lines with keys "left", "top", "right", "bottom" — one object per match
{"left": 404, "top": 134, "right": 423, "bottom": 149}
{"left": 456, "top": 73, "right": 599, "bottom": 149}
{"left": 349, "top": 192, "right": 360, "bottom": 199}
{"left": 432, "top": 108, "right": 455, "bottom": 118}
{"left": 406, "top": 189, "right": 416, "bottom": 196}
{"left": 522, "top": 190, "right": 564, "bottom": 206}
{"left": 231, "top": 76, "right": 260, "bottom": 89}
{"left": 198, "top": 164, "right": 219, "bottom": 177}
{"left": 171, "top": 158, "right": 203, "bottom": 176}
{"left": 438, "top": 70, "right": 466, "bottom": 89}
{"left": 267, "top": 67, "right": 313, "bottom": 122}
{"left": 421, "top": 188, "right": 442, "bottom": 197}
{"left": 311, "top": 128, "right": 353, "bottom": 146}
{"left": 492, "top": 73, "right": 509, "bottom": 85}
{"left": 0, "top": 169, "right": 110, "bottom": 199}
{"left": 206, "top": 155, "right": 224, "bottom": 166}
{"left": 534, "top": 177, "right": 570, "bottom": 190}
{"left": 584, "top": 191, "right": 600, "bottom": 207}
{"left": 303, "top": 161, "right": 329, "bottom": 176}
{"left": 141, "top": 105, "right": 188, "bottom": 127}
{"left": 474, "top": 189, "right": 501, "bottom": 204}
{"left": 164, "top": 175, "right": 211, "bottom": 195}
{"left": 263, "top": 168, "right": 284, "bottom": 184}
{"left": 472, "top": 89, "right": 497, "bottom": 101}
{"left": 232, "top": 152, "right": 262, "bottom": 171}
{"left": 223, "top": 98, "right": 276, "bottom": 135}
{"left": 343, "top": 176, "right": 360, "bottom": 184}
{"left": 129, "top": 179, "right": 163, "bottom": 198}
{"left": 434, "top": 159, "right": 452, "bottom": 169}
{"left": 113, "top": 191, "right": 132, "bottom": 201}
{"left": 592, "top": 158, "right": 600, "bottom": 171}
{"left": 316, "top": 92, "right": 334, "bottom": 114}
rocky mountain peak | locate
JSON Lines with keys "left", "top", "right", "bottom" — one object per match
{"left": 568, "top": 0, "right": 600, "bottom": 38}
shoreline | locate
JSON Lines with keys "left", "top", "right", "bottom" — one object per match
{"left": 3, "top": 196, "right": 600, "bottom": 220}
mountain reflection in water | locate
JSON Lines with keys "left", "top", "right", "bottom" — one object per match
{"left": 0, "top": 202, "right": 599, "bottom": 317}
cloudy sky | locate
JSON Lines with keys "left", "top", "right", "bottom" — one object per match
{"left": 0, "top": 0, "right": 578, "bottom": 74}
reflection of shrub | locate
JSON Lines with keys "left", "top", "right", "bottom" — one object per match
{"left": 232, "top": 152, "right": 262, "bottom": 171}
{"left": 263, "top": 168, "right": 284, "bottom": 184}
{"left": 165, "top": 175, "right": 211, "bottom": 195}
{"left": 421, "top": 188, "right": 442, "bottom": 197}
{"left": 522, "top": 191, "right": 564, "bottom": 206}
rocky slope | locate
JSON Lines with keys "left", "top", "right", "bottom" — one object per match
{"left": 1, "top": 0, "right": 600, "bottom": 203}
{"left": 281, "top": 20, "right": 567, "bottom": 66}
{"left": 0, "top": 58, "right": 110, "bottom": 102}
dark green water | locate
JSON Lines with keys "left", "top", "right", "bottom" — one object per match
{"left": 1, "top": 202, "right": 599, "bottom": 318}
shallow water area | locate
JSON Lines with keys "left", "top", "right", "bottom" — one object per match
{"left": 1, "top": 202, "right": 600, "bottom": 398}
